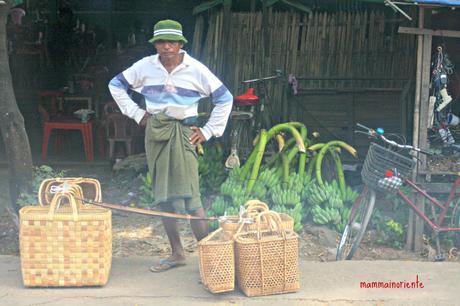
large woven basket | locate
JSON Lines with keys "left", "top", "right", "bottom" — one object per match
{"left": 235, "top": 211, "right": 300, "bottom": 297}
{"left": 19, "top": 185, "right": 112, "bottom": 287}
{"left": 38, "top": 177, "right": 102, "bottom": 206}
{"left": 198, "top": 228, "right": 235, "bottom": 293}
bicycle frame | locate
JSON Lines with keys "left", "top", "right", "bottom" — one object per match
{"left": 397, "top": 176, "right": 460, "bottom": 232}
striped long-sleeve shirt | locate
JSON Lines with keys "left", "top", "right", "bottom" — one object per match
{"left": 108, "top": 50, "right": 233, "bottom": 140}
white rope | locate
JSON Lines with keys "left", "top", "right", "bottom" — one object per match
{"left": 49, "top": 182, "right": 71, "bottom": 210}
{"left": 49, "top": 182, "right": 71, "bottom": 194}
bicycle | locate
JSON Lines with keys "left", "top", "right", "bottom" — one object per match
{"left": 224, "top": 70, "right": 284, "bottom": 168}
{"left": 336, "top": 123, "right": 460, "bottom": 261}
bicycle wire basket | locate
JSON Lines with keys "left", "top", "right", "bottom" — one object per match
{"left": 361, "top": 143, "right": 416, "bottom": 193}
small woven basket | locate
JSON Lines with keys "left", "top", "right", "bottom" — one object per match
{"left": 235, "top": 211, "right": 300, "bottom": 297}
{"left": 38, "top": 177, "right": 102, "bottom": 206}
{"left": 198, "top": 228, "right": 235, "bottom": 293}
{"left": 19, "top": 184, "right": 112, "bottom": 287}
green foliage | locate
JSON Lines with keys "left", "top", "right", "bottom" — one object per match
{"left": 380, "top": 218, "right": 405, "bottom": 249}
{"left": 16, "top": 165, "right": 66, "bottom": 207}
{"left": 371, "top": 208, "right": 405, "bottom": 249}
{"left": 136, "top": 172, "right": 155, "bottom": 208}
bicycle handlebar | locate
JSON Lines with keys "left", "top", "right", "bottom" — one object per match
{"left": 355, "top": 123, "right": 433, "bottom": 156}
{"left": 241, "top": 70, "right": 283, "bottom": 84}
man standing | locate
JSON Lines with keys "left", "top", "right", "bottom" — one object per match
{"left": 108, "top": 19, "right": 233, "bottom": 272}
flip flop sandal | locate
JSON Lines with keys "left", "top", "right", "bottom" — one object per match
{"left": 149, "top": 258, "right": 186, "bottom": 273}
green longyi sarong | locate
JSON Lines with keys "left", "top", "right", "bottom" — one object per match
{"left": 145, "top": 112, "right": 201, "bottom": 213}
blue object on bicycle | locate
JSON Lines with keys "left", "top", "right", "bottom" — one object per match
{"left": 376, "top": 128, "right": 384, "bottom": 135}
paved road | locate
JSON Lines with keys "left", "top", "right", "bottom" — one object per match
{"left": 1, "top": 255, "right": 459, "bottom": 306}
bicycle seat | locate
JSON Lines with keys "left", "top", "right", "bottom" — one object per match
{"left": 234, "top": 88, "right": 259, "bottom": 106}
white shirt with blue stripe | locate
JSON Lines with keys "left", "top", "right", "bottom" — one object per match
{"left": 108, "top": 50, "right": 233, "bottom": 140}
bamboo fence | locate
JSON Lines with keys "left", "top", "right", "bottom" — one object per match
{"left": 192, "top": 10, "right": 416, "bottom": 123}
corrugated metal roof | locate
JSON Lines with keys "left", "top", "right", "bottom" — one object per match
{"left": 410, "top": 0, "right": 460, "bottom": 5}
{"left": 360, "top": 0, "right": 460, "bottom": 5}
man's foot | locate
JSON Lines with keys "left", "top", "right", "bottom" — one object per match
{"left": 150, "top": 257, "right": 186, "bottom": 273}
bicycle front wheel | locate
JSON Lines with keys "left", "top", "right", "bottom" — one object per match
{"left": 336, "top": 187, "right": 376, "bottom": 260}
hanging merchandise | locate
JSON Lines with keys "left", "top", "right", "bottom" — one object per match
{"left": 430, "top": 46, "right": 455, "bottom": 114}
{"left": 429, "top": 46, "right": 457, "bottom": 149}
{"left": 438, "top": 125, "right": 455, "bottom": 147}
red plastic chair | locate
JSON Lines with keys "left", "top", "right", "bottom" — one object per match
{"left": 39, "top": 105, "right": 94, "bottom": 161}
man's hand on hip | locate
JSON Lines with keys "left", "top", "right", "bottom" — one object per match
{"left": 189, "top": 126, "right": 206, "bottom": 145}
{"left": 139, "top": 113, "right": 151, "bottom": 128}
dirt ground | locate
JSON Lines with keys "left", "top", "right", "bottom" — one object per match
{"left": 0, "top": 166, "right": 459, "bottom": 263}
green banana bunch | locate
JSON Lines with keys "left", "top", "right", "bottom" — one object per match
{"left": 324, "top": 207, "right": 341, "bottom": 225}
{"left": 327, "top": 181, "right": 345, "bottom": 209}
{"left": 341, "top": 185, "right": 358, "bottom": 205}
{"left": 308, "top": 183, "right": 328, "bottom": 206}
{"left": 228, "top": 167, "right": 242, "bottom": 181}
{"left": 286, "top": 173, "right": 304, "bottom": 194}
{"left": 311, "top": 205, "right": 329, "bottom": 225}
{"left": 226, "top": 206, "right": 239, "bottom": 216}
{"left": 232, "top": 194, "right": 252, "bottom": 208}
{"left": 258, "top": 168, "right": 280, "bottom": 189}
{"left": 198, "top": 156, "right": 210, "bottom": 175}
{"left": 220, "top": 179, "right": 242, "bottom": 197}
{"left": 272, "top": 205, "right": 289, "bottom": 214}
{"left": 271, "top": 185, "right": 301, "bottom": 207}
{"left": 207, "top": 210, "right": 219, "bottom": 230}
{"left": 342, "top": 206, "right": 351, "bottom": 221}
{"left": 250, "top": 181, "right": 268, "bottom": 200}
{"left": 311, "top": 205, "right": 341, "bottom": 226}
{"left": 210, "top": 196, "right": 227, "bottom": 216}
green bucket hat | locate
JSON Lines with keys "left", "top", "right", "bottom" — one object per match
{"left": 148, "top": 19, "right": 188, "bottom": 44}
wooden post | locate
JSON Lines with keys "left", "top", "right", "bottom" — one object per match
{"left": 406, "top": 7, "right": 424, "bottom": 251}
{"left": 414, "top": 31, "right": 432, "bottom": 252}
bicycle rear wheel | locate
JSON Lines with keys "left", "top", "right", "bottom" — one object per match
{"left": 336, "top": 187, "right": 376, "bottom": 260}
{"left": 454, "top": 207, "right": 460, "bottom": 248}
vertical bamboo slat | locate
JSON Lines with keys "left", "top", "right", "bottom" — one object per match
{"left": 196, "top": 9, "right": 415, "bottom": 123}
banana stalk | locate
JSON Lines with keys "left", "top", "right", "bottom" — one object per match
{"left": 266, "top": 123, "right": 306, "bottom": 153}
{"left": 196, "top": 144, "right": 204, "bottom": 155}
{"left": 331, "top": 149, "right": 346, "bottom": 196}
{"left": 324, "top": 140, "right": 357, "bottom": 157}
{"left": 275, "top": 133, "right": 285, "bottom": 152}
{"left": 239, "top": 147, "right": 257, "bottom": 182}
{"left": 246, "top": 129, "right": 268, "bottom": 194}
{"left": 297, "top": 125, "right": 308, "bottom": 176}
{"left": 306, "top": 153, "right": 319, "bottom": 180}
{"left": 285, "top": 125, "right": 308, "bottom": 171}
{"left": 315, "top": 141, "right": 357, "bottom": 187}
{"left": 308, "top": 143, "right": 326, "bottom": 152}
{"left": 281, "top": 153, "right": 289, "bottom": 188}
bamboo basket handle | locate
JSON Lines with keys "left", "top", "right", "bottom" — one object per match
{"left": 38, "top": 179, "right": 54, "bottom": 206}
{"left": 244, "top": 200, "right": 269, "bottom": 210}
{"left": 233, "top": 221, "right": 247, "bottom": 238}
{"left": 255, "top": 211, "right": 286, "bottom": 240}
{"left": 244, "top": 203, "right": 268, "bottom": 214}
{"left": 48, "top": 192, "right": 79, "bottom": 221}
{"left": 50, "top": 183, "right": 85, "bottom": 202}
{"left": 243, "top": 200, "right": 269, "bottom": 218}
{"left": 43, "top": 178, "right": 81, "bottom": 205}
{"left": 41, "top": 177, "right": 101, "bottom": 205}
{"left": 67, "top": 185, "right": 85, "bottom": 206}
{"left": 199, "top": 227, "right": 223, "bottom": 244}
